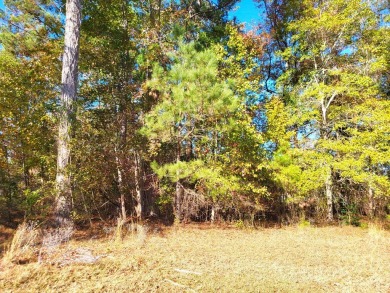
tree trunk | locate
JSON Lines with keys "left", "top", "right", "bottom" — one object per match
{"left": 174, "top": 143, "right": 183, "bottom": 223}
{"left": 134, "top": 151, "right": 143, "bottom": 219}
{"left": 55, "top": 0, "right": 81, "bottom": 226}
{"left": 321, "top": 102, "right": 334, "bottom": 222}
{"left": 368, "top": 185, "right": 374, "bottom": 219}
{"left": 325, "top": 171, "right": 333, "bottom": 221}
{"left": 115, "top": 146, "right": 127, "bottom": 223}
{"left": 116, "top": 106, "right": 130, "bottom": 222}
{"left": 210, "top": 206, "right": 215, "bottom": 223}
{"left": 175, "top": 181, "right": 184, "bottom": 223}
{"left": 211, "top": 204, "right": 219, "bottom": 223}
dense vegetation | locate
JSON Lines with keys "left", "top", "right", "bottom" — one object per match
{"left": 0, "top": 0, "right": 389, "bottom": 227}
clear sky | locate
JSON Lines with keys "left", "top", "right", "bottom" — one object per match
{"left": 0, "top": 0, "right": 262, "bottom": 27}
{"left": 229, "top": 0, "right": 263, "bottom": 30}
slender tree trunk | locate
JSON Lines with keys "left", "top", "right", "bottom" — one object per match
{"left": 325, "top": 171, "right": 333, "bottom": 221}
{"left": 134, "top": 151, "right": 143, "bottom": 219}
{"left": 175, "top": 181, "right": 183, "bottom": 223}
{"left": 114, "top": 1, "right": 131, "bottom": 224}
{"left": 174, "top": 142, "right": 183, "bottom": 223}
{"left": 21, "top": 146, "right": 29, "bottom": 188}
{"left": 55, "top": 0, "right": 81, "bottom": 226}
{"left": 368, "top": 185, "right": 374, "bottom": 219}
{"left": 210, "top": 206, "right": 215, "bottom": 223}
{"left": 5, "top": 145, "right": 13, "bottom": 222}
{"left": 115, "top": 153, "right": 127, "bottom": 222}
{"left": 210, "top": 204, "right": 219, "bottom": 223}
{"left": 321, "top": 101, "right": 334, "bottom": 222}
{"left": 115, "top": 113, "right": 127, "bottom": 223}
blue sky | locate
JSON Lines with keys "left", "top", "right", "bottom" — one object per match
{"left": 0, "top": 0, "right": 262, "bottom": 27}
{"left": 229, "top": 0, "right": 263, "bottom": 30}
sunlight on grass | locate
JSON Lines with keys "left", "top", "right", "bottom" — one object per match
{"left": 1, "top": 225, "right": 389, "bottom": 292}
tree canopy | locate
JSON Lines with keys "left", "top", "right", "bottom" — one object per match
{"left": 0, "top": 0, "right": 389, "bottom": 226}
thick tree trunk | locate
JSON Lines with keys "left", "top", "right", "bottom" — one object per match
{"left": 325, "top": 171, "right": 333, "bottom": 221}
{"left": 55, "top": 0, "right": 81, "bottom": 226}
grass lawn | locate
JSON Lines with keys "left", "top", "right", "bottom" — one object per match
{"left": 0, "top": 224, "right": 389, "bottom": 292}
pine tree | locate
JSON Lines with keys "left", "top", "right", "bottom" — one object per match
{"left": 55, "top": 0, "right": 81, "bottom": 226}
{"left": 142, "top": 43, "right": 241, "bottom": 221}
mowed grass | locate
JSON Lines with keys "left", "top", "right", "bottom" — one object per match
{"left": 0, "top": 224, "right": 389, "bottom": 292}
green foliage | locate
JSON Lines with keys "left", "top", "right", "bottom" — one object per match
{"left": 340, "top": 204, "right": 361, "bottom": 227}
{"left": 268, "top": 0, "right": 390, "bottom": 215}
{"left": 143, "top": 42, "right": 239, "bottom": 143}
{"left": 328, "top": 99, "right": 390, "bottom": 195}
{"left": 22, "top": 189, "right": 41, "bottom": 211}
{"left": 234, "top": 219, "right": 245, "bottom": 229}
{"left": 143, "top": 43, "right": 242, "bottom": 200}
{"left": 0, "top": 0, "right": 388, "bottom": 224}
{"left": 152, "top": 160, "right": 240, "bottom": 200}
{"left": 298, "top": 217, "right": 311, "bottom": 228}
{"left": 0, "top": 0, "right": 59, "bottom": 221}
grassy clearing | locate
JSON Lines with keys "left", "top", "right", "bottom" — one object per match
{"left": 0, "top": 224, "right": 389, "bottom": 292}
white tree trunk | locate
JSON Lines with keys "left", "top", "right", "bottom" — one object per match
{"left": 55, "top": 0, "right": 81, "bottom": 226}
{"left": 211, "top": 205, "right": 216, "bottom": 223}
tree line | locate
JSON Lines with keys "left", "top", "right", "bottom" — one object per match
{"left": 0, "top": 0, "right": 389, "bottom": 228}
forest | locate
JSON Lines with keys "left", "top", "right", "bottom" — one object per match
{"left": 0, "top": 0, "right": 389, "bottom": 229}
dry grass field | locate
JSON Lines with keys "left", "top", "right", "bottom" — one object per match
{"left": 0, "top": 224, "right": 389, "bottom": 292}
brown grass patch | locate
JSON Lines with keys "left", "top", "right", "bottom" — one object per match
{"left": 0, "top": 225, "right": 15, "bottom": 254}
{"left": 0, "top": 225, "right": 389, "bottom": 292}
{"left": 1, "top": 222, "right": 40, "bottom": 266}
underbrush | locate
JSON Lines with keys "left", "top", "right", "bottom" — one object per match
{"left": 2, "top": 222, "right": 40, "bottom": 266}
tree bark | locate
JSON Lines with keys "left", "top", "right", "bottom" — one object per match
{"left": 210, "top": 204, "right": 219, "bottom": 223}
{"left": 325, "top": 171, "right": 333, "bottom": 221}
{"left": 116, "top": 153, "right": 127, "bottom": 222}
{"left": 115, "top": 111, "right": 127, "bottom": 223}
{"left": 321, "top": 100, "right": 334, "bottom": 222}
{"left": 210, "top": 206, "right": 216, "bottom": 223}
{"left": 368, "top": 185, "right": 374, "bottom": 219}
{"left": 55, "top": 0, "right": 81, "bottom": 226}
{"left": 174, "top": 143, "right": 183, "bottom": 223}
{"left": 134, "top": 151, "right": 143, "bottom": 219}
{"left": 175, "top": 181, "right": 184, "bottom": 223}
